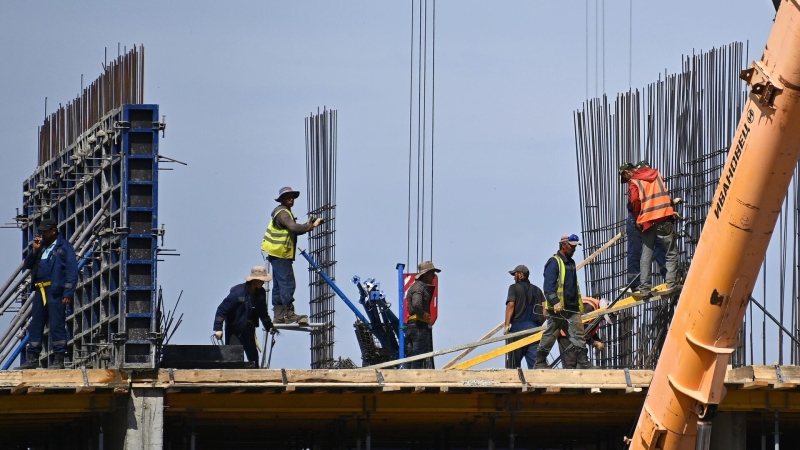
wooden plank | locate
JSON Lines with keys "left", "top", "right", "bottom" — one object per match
{"left": 382, "top": 386, "right": 401, "bottom": 392}
{"left": 230, "top": 387, "right": 247, "bottom": 394}
{"left": 166, "top": 387, "right": 181, "bottom": 394}
{"left": 413, "top": 386, "right": 426, "bottom": 394}
{"left": 741, "top": 381, "right": 769, "bottom": 390}
{"left": 27, "top": 387, "right": 45, "bottom": 395}
{"left": 0, "top": 372, "right": 23, "bottom": 387}
{"left": 439, "top": 386, "right": 449, "bottom": 394}
{"left": 286, "top": 369, "right": 380, "bottom": 384}
{"left": 75, "top": 386, "right": 96, "bottom": 394}
{"left": 10, "top": 384, "right": 27, "bottom": 395}
{"left": 543, "top": 387, "right": 561, "bottom": 395}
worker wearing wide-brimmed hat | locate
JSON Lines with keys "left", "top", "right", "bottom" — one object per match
{"left": 261, "top": 186, "right": 323, "bottom": 324}
{"left": 213, "top": 266, "right": 276, "bottom": 366}
{"left": 405, "top": 261, "right": 441, "bottom": 369}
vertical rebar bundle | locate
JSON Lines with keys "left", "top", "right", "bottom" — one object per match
{"left": 38, "top": 45, "right": 145, "bottom": 165}
{"left": 305, "top": 108, "right": 337, "bottom": 369}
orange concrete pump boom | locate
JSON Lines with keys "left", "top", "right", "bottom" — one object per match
{"left": 630, "top": 1, "right": 800, "bottom": 449}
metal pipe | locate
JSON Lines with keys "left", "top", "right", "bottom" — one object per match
{"left": 396, "top": 263, "right": 406, "bottom": 363}
{"left": 0, "top": 334, "right": 29, "bottom": 370}
{"left": 695, "top": 422, "right": 712, "bottom": 450}
{"left": 300, "top": 250, "right": 369, "bottom": 324}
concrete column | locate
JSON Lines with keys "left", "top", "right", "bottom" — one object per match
{"left": 118, "top": 387, "right": 164, "bottom": 449}
{"left": 710, "top": 411, "right": 746, "bottom": 450}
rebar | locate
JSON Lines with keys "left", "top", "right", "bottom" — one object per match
{"left": 305, "top": 108, "right": 337, "bottom": 369}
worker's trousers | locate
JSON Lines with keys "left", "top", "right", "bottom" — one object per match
{"left": 557, "top": 336, "right": 581, "bottom": 369}
{"left": 269, "top": 257, "right": 296, "bottom": 307}
{"left": 639, "top": 219, "right": 679, "bottom": 293}
{"left": 405, "top": 320, "right": 434, "bottom": 369}
{"left": 626, "top": 213, "right": 667, "bottom": 286}
{"left": 509, "top": 320, "right": 539, "bottom": 369}
{"left": 538, "top": 312, "right": 585, "bottom": 356}
{"left": 27, "top": 285, "right": 68, "bottom": 355}
{"left": 226, "top": 322, "right": 259, "bottom": 363}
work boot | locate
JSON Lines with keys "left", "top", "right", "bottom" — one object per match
{"left": 658, "top": 284, "right": 683, "bottom": 297}
{"left": 283, "top": 305, "right": 309, "bottom": 325}
{"left": 576, "top": 347, "right": 593, "bottom": 370}
{"left": 16, "top": 352, "right": 39, "bottom": 370}
{"left": 50, "top": 353, "right": 65, "bottom": 369}
{"left": 533, "top": 351, "right": 550, "bottom": 369}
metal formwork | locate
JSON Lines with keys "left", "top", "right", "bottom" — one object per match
{"left": 16, "top": 104, "right": 162, "bottom": 369}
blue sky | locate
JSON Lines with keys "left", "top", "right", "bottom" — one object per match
{"left": 0, "top": 1, "right": 777, "bottom": 368}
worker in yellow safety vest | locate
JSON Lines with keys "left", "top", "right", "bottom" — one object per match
{"left": 533, "top": 233, "right": 591, "bottom": 369}
{"left": 261, "top": 186, "right": 322, "bottom": 324}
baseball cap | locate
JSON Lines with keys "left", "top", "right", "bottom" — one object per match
{"left": 37, "top": 219, "right": 58, "bottom": 232}
{"left": 618, "top": 162, "right": 635, "bottom": 183}
{"left": 559, "top": 233, "right": 581, "bottom": 246}
{"left": 509, "top": 264, "right": 529, "bottom": 275}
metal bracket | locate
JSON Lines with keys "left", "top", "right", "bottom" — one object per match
{"left": 375, "top": 369, "right": 385, "bottom": 386}
{"left": 112, "top": 227, "right": 130, "bottom": 236}
{"left": 776, "top": 364, "right": 785, "bottom": 383}
{"left": 281, "top": 368, "right": 289, "bottom": 385}
{"left": 517, "top": 368, "right": 527, "bottom": 388}
{"left": 113, "top": 121, "right": 131, "bottom": 130}
{"left": 148, "top": 331, "right": 163, "bottom": 341}
{"left": 111, "top": 332, "right": 128, "bottom": 343}
{"left": 624, "top": 368, "right": 632, "bottom": 387}
{"left": 82, "top": 366, "right": 89, "bottom": 386}
{"left": 153, "top": 115, "right": 167, "bottom": 137}
{"left": 169, "top": 368, "right": 175, "bottom": 385}
{"left": 740, "top": 62, "right": 783, "bottom": 107}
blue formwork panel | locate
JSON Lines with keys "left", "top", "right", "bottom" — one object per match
{"left": 20, "top": 104, "right": 161, "bottom": 369}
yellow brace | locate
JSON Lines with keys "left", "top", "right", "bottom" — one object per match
{"left": 34, "top": 281, "right": 51, "bottom": 306}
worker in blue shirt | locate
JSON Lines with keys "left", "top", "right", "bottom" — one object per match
{"left": 17, "top": 219, "right": 78, "bottom": 370}
{"left": 214, "top": 266, "right": 276, "bottom": 367}
{"left": 533, "top": 233, "right": 591, "bottom": 369}
{"left": 503, "top": 264, "right": 545, "bottom": 369}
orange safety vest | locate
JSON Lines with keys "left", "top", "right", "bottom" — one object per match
{"left": 560, "top": 297, "right": 601, "bottom": 338}
{"left": 634, "top": 173, "right": 674, "bottom": 225}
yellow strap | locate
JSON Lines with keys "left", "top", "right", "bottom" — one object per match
{"left": 35, "top": 281, "right": 51, "bottom": 306}
{"left": 407, "top": 314, "right": 430, "bottom": 323}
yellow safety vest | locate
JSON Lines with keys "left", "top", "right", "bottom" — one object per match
{"left": 546, "top": 254, "right": 584, "bottom": 313}
{"left": 261, "top": 207, "right": 296, "bottom": 259}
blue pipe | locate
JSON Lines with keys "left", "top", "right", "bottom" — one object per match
{"left": 396, "top": 263, "right": 405, "bottom": 363}
{"left": 1, "top": 245, "right": 95, "bottom": 370}
{"left": 1, "top": 334, "right": 29, "bottom": 370}
{"left": 300, "top": 250, "right": 369, "bottom": 324}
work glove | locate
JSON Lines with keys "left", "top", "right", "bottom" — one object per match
{"left": 503, "top": 324, "right": 512, "bottom": 335}
{"left": 214, "top": 331, "right": 223, "bottom": 340}
{"left": 593, "top": 341, "right": 605, "bottom": 351}
{"left": 553, "top": 302, "right": 564, "bottom": 314}
{"left": 269, "top": 327, "right": 278, "bottom": 335}
{"left": 312, "top": 218, "right": 323, "bottom": 227}
{"left": 636, "top": 223, "right": 643, "bottom": 232}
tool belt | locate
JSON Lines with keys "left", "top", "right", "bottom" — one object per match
{"left": 407, "top": 314, "right": 430, "bottom": 324}
{"left": 34, "top": 281, "right": 52, "bottom": 305}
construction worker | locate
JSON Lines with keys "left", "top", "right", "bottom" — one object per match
{"left": 17, "top": 219, "right": 78, "bottom": 370}
{"left": 405, "top": 261, "right": 440, "bottom": 369}
{"left": 619, "top": 163, "right": 681, "bottom": 298}
{"left": 621, "top": 161, "right": 668, "bottom": 290}
{"left": 213, "top": 266, "right": 276, "bottom": 367}
{"left": 261, "top": 186, "right": 322, "bottom": 324}
{"left": 534, "top": 234, "right": 591, "bottom": 369}
{"left": 557, "top": 297, "right": 606, "bottom": 369}
{"left": 504, "top": 265, "right": 545, "bottom": 369}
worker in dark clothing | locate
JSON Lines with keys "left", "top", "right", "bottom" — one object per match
{"left": 405, "top": 261, "right": 440, "bottom": 369}
{"left": 261, "top": 186, "right": 322, "bottom": 324}
{"left": 504, "top": 265, "right": 545, "bottom": 369}
{"left": 557, "top": 297, "right": 606, "bottom": 369}
{"left": 214, "top": 266, "right": 276, "bottom": 366}
{"left": 534, "top": 234, "right": 591, "bottom": 369}
{"left": 17, "top": 218, "right": 78, "bottom": 370}
{"left": 621, "top": 161, "right": 668, "bottom": 289}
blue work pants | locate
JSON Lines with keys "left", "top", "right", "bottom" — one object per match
{"left": 626, "top": 213, "right": 667, "bottom": 286}
{"left": 509, "top": 320, "right": 539, "bottom": 369}
{"left": 405, "top": 320, "right": 434, "bottom": 369}
{"left": 227, "top": 321, "right": 259, "bottom": 363}
{"left": 270, "top": 257, "right": 296, "bottom": 307}
{"left": 27, "top": 286, "right": 68, "bottom": 355}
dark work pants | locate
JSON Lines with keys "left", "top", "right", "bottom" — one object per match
{"left": 405, "top": 320, "right": 434, "bottom": 369}
{"left": 270, "top": 257, "right": 296, "bottom": 307}
{"left": 557, "top": 336, "right": 579, "bottom": 369}
{"left": 227, "top": 322, "right": 259, "bottom": 362}
{"left": 626, "top": 213, "right": 667, "bottom": 287}
{"left": 27, "top": 286, "right": 68, "bottom": 355}
{"left": 509, "top": 320, "right": 539, "bottom": 369}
